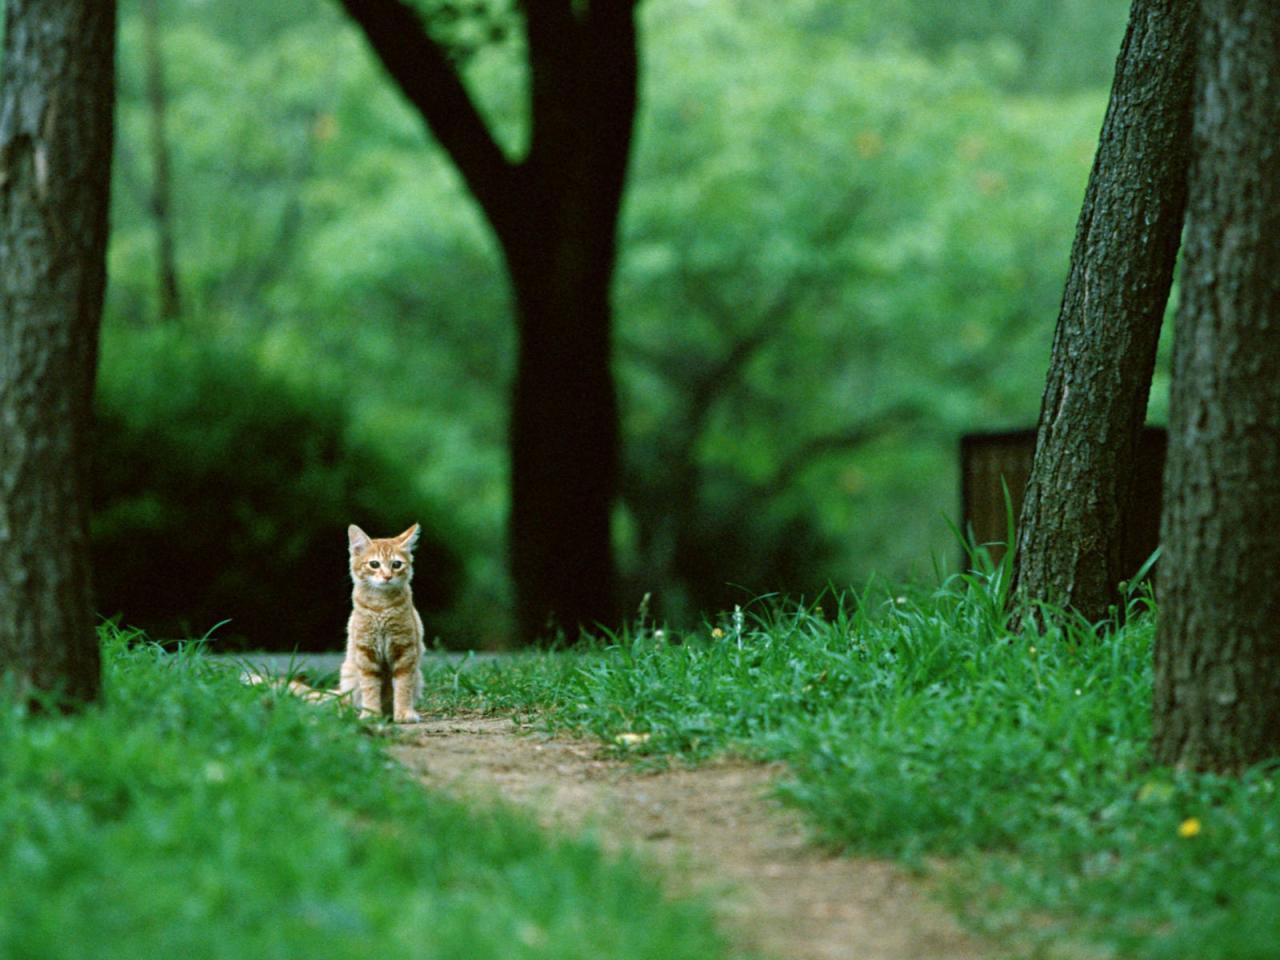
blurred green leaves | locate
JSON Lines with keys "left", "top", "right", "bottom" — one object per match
{"left": 102, "top": 0, "right": 1133, "bottom": 637}
{"left": 92, "top": 325, "right": 463, "bottom": 650}
{"left": 615, "top": 1, "right": 1116, "bottom": 619}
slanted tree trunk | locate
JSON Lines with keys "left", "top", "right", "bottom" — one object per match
{"left": 140, "top": 0, "right": 182, "bottom": 321}
{"left": 1010, "top": 0, "right": 1195, "bottom": 624}
{"left": 337, "top": 0, "right": 638, "bottom": 642}
{"left": 0, "top": 0, "right": 116, "bottom": 708}
{"left": 1153, "top": 0, "right": 1280, "bottom": 772}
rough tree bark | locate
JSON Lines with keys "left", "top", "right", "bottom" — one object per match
{"left": 337, "top": 0, "right": 638, "bottom": 643}
{"left": 0, "top": 0, "right": 116, "bottom": 707}
{"left": 1010, "top": 0, "right": 1195, "bottom": 624}
{"left": 1153, "top": 0, "right": 1280, "bottom": 772}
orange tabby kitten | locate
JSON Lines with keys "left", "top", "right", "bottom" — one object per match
{"left": 338, "top": 523, "right": 425, "bottom": 723}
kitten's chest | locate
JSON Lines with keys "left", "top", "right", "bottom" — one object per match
{"left": 349, "top": 600, "right": 418, "bottom": 657}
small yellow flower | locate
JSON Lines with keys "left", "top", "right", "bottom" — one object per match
{"left": 1178, "top": 817, "right": 1202, "bottom": 838}
{"left": 614, "top": 732, "right": 651, "bottom": 747}
{"left": 711, "top": 627, "right": 725, "bottom": 639}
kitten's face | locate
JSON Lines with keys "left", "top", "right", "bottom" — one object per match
{"left": 348, "top": 523, "right": 419, "bottom": 590}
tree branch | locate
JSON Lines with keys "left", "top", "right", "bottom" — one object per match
{"left": 520, "top": 1, "right": 639, "bottom": 234}
{"left": 522, "top": 1, "right": 579, "bottom": 171}
{"left": 337, "top": 0, "right": 518, "bottom": 230}
{"left": 764, "top": 402, "right": 924, "bottom": 497}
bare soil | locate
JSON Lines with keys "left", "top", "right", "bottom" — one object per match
{"left": 390, "top": 715, "right": 996, "bottom": 960}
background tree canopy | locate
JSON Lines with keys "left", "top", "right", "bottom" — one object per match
{"left": 95, "top": 0, "right": 1153, "bottom": 648}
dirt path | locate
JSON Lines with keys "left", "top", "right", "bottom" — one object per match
{"left": 390, "top": 716, "right": 995, "bottom": 960}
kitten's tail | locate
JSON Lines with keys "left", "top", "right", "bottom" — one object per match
{"left": 241, "top": 670, "right": 350, "bottom": 705}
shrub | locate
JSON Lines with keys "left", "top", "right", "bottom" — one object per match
{"left": 92, "top": 326, "right": 461, "bottom": 651}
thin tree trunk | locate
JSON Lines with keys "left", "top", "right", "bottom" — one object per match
{"left": 140, "top": 0, "right": 182, "bottom": 321}
{"left": 1010, "top": 0, "right": 1194, "bottom": 624}
{"left": 0, "top": 0, "right": 116, "bottom": 708}
{"left": 1153, "top": 0, "right": 1280, "bottom": 772}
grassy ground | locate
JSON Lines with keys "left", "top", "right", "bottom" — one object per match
{"left": 421, "top": 573, "right": 1280, "bottom": 960}
{"left": 0, "top": 628, "right": 730, "bottom": 960}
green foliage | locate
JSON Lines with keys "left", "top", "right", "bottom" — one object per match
{"left": 422, "top": 582, "right": 1280, "bottom": 959}
{"left": 0, "top": 627, "right": 728, "bottom": 960}
{"left": 852, "top": 0, "right": 1131, "bottom": 92}
{"left": 105, "top": 0, "right": 1143, "bottom": 634}
{"left": 617, "top": 2, "right": 1115, "bottom": 620}
{"left": 110, "top": 0, "right": 515, "bottom": 638}
{"left": 93, "top": 325, "right": 462, "bottom": 651}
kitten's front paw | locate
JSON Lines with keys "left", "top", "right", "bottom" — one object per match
{"left": 393, "top": 710, "right": 421, "bottom": 724}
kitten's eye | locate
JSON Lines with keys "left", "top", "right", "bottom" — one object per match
{"left": 391, "top": 560, "right": 403, "bottom": 570}
{"left": 368, "top": 560, "right": 381, "bottom": 569}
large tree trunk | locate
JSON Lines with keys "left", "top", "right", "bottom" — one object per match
{"left": 1152, "top": 0, "right": 1280, "bottom": 772}
{"left": 0, "top": 0, "right": 116, "bottom": 707}
{"left": 503, "top": 3, "right": 636, "bottom": 641}
{"left": 1010, "top": 0, "right": 1194, "bottom": 624}
{"left": 336, "top": 0, "right": 638, "bottom": 643}
{"left": 507, "top": 251, "right": 620, "bottom": 639}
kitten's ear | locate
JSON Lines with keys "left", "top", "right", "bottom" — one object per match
{"left": 348, "top": 525, "right": 371, "bottom": 552}
{"left": 395, "top": 523, "right": 420, "bottom": 553}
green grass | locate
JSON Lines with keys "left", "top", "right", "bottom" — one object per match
{"left": 0, "top": 627, "right": 730, "bottom": 960}
{"left": 422, "top": 577, "right": 1280, "bottom": 959}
